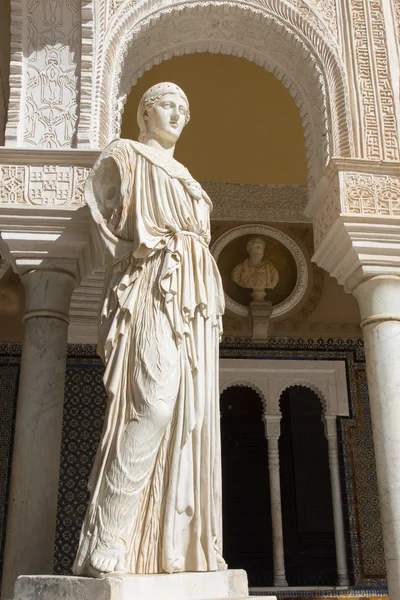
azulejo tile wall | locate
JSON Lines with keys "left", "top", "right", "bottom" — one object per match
{"left": 0, "top": 338, "right": 387, "bottom": 594}
{"left": 0, "top": 346, "right": 20, "bottom": 582}
{"left": 54, "top": 359, "right": 107, "bottom": 574}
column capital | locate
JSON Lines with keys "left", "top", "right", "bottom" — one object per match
{"left": 263, "top": 415, "right": 282, "bottom": 440}
{"left": 305, "top": 160, "right": 400, "bottom": 293}
{"left": 323, "top": 415, "right": 338, "bottom": 440}
{"left": 352, "top": 275, "right": 400, "bottom": 327}
{"left": 21, "top": 270, "right": 77, "bottom": 323}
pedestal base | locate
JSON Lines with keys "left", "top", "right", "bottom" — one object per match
{"left": 11, "top": 571, "right": 276, "bottom": 600}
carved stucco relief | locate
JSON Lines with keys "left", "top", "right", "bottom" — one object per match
{"left": 313, "top": 176, "right": 340, "bottom": 248}
{"left": 0, "top": 70, "right": 7, "bottom": 145}
{"left": 343, "top": 172, "right": 400, "bottom": 216}
{"left": 203, "top": 182, "right": 309, "bottom": 223}
{"left": 22, "top": 0, "right": 81, "bottom": 148}
{"left": 394, "top": 1, "right": 400, "bottom": 48}
{"left": 106, "top": 0, "right": 338, "bottom": 39}
{"left": 114, "top": 4, "right": 331, "bottom": 191}
{"left": 349, "top": 0, "right": 400, "bottom": 161}
{"left": 0, "top": 165, "right": 90, "bottom": 206}
{"left": 83, "top": 0, "right": 352, "bottom": 193}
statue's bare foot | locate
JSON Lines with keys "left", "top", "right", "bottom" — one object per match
{"left": 89, "top": 546, "right": 125, "bottom": 573}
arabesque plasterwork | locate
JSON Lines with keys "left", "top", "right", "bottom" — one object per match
{"left": 22, "top": 0, "right": 81, "bottom": 149}
{"left": 81, "top": 0, "right": 352, "bottom": 193}
{"left": 204, "top": 181, "right": 309, "bottom": 223}
{"left": 348, "top": 0, "right": 400, "bottom": 161}
{"left": 343, "top": 172, "right": 400, "bottom": 216}
{"left": 312, "top": 176, "right": 340, "bottom": 248}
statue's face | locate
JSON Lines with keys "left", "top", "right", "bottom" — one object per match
{"left": 144, "top": 93, "right": 188, "bottom": 144}
{"left": 248, "top": 239, "right": 265, "bottom": 260}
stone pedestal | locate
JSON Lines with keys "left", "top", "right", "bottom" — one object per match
{"left": 249, "top": 300, "right": 273, "bottom": 341}
{"left": 11, "top": 571, "right": 276, "bottom": 600}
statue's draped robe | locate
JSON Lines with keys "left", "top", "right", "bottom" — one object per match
{"left": 73, "top": 140, "right": 225, "bottom": 575}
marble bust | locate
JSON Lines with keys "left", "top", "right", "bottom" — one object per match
{"left": 231, "top": 237, "right": 279, "bottom": 301}
{"left": 73, "top": 83, "right": 226, "bottom": 576}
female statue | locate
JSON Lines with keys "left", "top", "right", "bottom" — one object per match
{"left": 73, "top": 83, "right": 226, "bottom": 577}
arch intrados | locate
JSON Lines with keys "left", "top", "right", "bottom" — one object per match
{"left": 220, "top": 380, "right": 267, "bottom": 407}
{"left": 89, "top": 0, "right": 352, "bottom": 189}
{"left": 278, "top": 381, "right": 328, "bottom": 415}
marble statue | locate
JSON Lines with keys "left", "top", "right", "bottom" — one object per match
{"left": 231, "top": 237, "right": 279, "bottom": 301}
{"left": 73, "top": 83, "right": 226, "bottom": 577}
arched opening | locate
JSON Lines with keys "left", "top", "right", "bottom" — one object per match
{"left": 279, "top": 385, "right": 336, "bottom": 585}
{"left": 220, "top": 385, "right": 273, "bottom": 586}
{"left": 120, "top": 53, "right": 308, "bottom": 186}
{"left": 88, "top": 0, "right": 353, "bottom": 187}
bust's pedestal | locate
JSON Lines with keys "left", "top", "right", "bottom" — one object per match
{"left": 249, "top": 300, "right": 273, "bottom": 341}
{"left": 11, "top": 570, "right": 276, "bottom": 600}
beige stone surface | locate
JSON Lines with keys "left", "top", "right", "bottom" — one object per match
{"left": 11, "top": 571, "right": 275, "bottom": 600}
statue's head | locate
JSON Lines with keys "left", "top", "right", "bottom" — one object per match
{"left": 137, "top": 82, "right": 190, "bottom": 145}
{"left": 246, "top": 237, "right": 265, "bottom": 260}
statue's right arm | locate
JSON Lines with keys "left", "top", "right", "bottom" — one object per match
{"left": 85, "top": 140, "right": 134, "bottom": 262}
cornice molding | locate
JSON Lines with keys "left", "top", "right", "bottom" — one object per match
{"left": 0, "top": 149, "right": 100, "bottom": 166}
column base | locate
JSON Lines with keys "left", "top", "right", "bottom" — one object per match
{"left": 11, "top": 571, "right": 277, "bottom": 600}
{"left": 273, "top": 575, "right": 288, "bottom": 587}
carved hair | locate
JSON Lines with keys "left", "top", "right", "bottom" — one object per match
{"left": 137, "top": 82, "right": 191, "bottom": 142}
{"left": 246, "top": 237, "right": 265, "bottom": 254}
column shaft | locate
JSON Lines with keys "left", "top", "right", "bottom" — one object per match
{"left": 324, "top": 417, "right": 349, "bottom": 586}
{"left": 353, "top": 276, "right": 400, "bottom": 600}
{"left": 2, "top": 270, "right": 76, "bottom": 600}
{"left": 265, "top": 418, "right": 288, "bottom": 587}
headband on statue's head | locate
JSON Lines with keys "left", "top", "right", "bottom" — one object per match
{"left": 137, "top": 82, "right": 190, "bottom": 142}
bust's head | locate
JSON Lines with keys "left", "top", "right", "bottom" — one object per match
{"left": 137, "top": 82, "right": 190, "bottom": 146}
{"left": 246, "top": 237, "right": 265, "bottom": 261}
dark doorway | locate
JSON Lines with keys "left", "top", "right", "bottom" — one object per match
{"left": 220, "top": 386, "right": 273, "bottom": 586}
{"left": 279, "top": 385, "right": 336, "bottom": 585}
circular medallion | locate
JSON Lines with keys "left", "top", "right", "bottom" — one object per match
{"left": 211, "top": 224, "right": 309, "bottom": 319}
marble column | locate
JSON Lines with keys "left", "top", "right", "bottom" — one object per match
{"left": 323, "top": 416, "right": 349, "bottom": 586}
{"left": 352, "top": 275, "right": 400, "bottom": 600}
{"left": 264, "top": 416, "right": 288, "bottom": 587}
{"left": 2, "top": 269, "right": 76, "bottom": 600}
